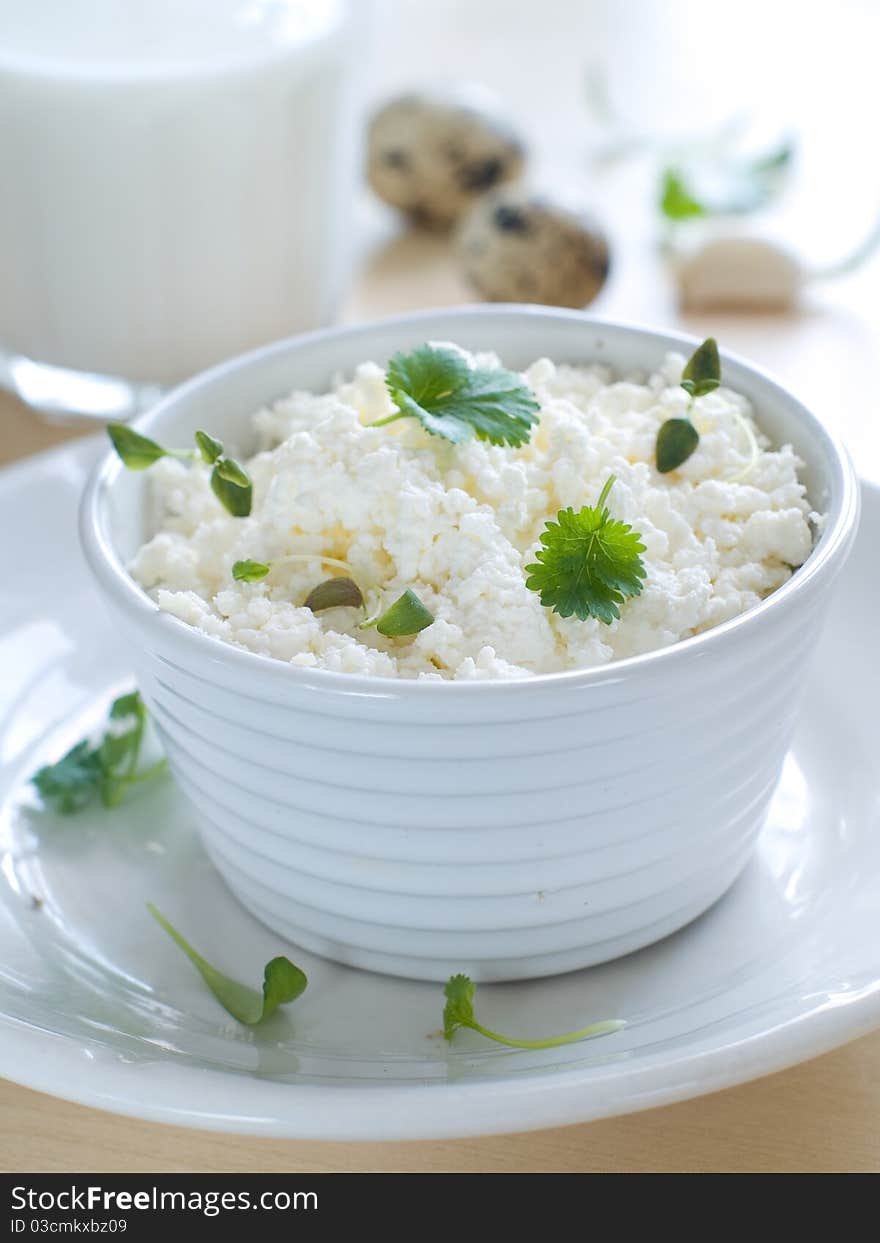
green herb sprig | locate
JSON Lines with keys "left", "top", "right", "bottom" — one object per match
{"left": 360, "top": 587, "right": 434, "bottom": 637}
{"left": 232, "top": 559, "right": 272, "bottom": 583}
{"left": 32, "top": 691, "right": 167, "bottom": 814}
{"left": 108, "top": 424, "right": 253, "bottom": 518}
{"left": 659, "top": 141, "right": 794, "bottom": 223}
{"left": 443, "top": 974, "right": 624, "bottom": 1050}
{"left": 147, "top": 904, "right": 306, "bottom": 1026}
{"left": 655, "top": 337, "right": 720, "bottom": 473}
{"left": 525, "top": 475, "right": 646, "bottom": 624}
{"left": 231, "top": 559, "right": 434, "bottom": 637}
{"left": 372, "top": 344, "right": 540, "bottom": 447}
{"left": 107, "top": 424, "right": 179, "bottom": 471}
{"left": 304, "top": 577, "right": 365, "bottom": 612}
{"left": 659, "top": 168, "right": 706, "bottom": 222}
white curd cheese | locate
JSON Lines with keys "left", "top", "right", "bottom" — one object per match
{"left": 130, "top": 349, "right": 817, "bottom": 680}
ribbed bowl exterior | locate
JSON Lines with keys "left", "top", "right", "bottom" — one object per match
{"left": 116, "top": 599, "right": 825, "bottom": 980}
{"left": 80, "top": 308, "right": 860, "bottom": 981}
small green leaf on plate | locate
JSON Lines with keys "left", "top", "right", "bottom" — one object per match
{"left": 195, "top": 429, "right": 224, "bottom": 464}
{"left": 259, "top": 956, "right": 308, "bottom": 1022}
{"left": 31, "top": 691, "right": 165, "bottom": 815}
{"left": 108, "top": 691, "right": 144, "bottom": 722}
{"left": 107, "top": 423, "right": 167, "bottom": 471}
{"left": 98, "top": 691, "right": 146, "bottom": 782}
{"left": 32, "top": 741, "right": 107, "bottom": 815}
{"left": 304, "top": 577, "right": 364, "bottom": 612}
{"left": 442, "top": 973, "right": 625, "bottom": 1050}
{"left": 443, "top": 972, "right": 477, "bottom": 1041}
{"left": 147, "top": 903, "right": 307, "bottom": 1025}
{"left": 232, "top": 559, "right": 271, "bottom": 583}
{"left": 680, "top": 337, "right": 721, "bottom": 398}
{"left": 656, "top": 417, "right": 700, "bottom": 473}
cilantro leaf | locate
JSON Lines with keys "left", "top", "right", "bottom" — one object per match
{"left": 32, "top": 740, "right": 106, "bottom": 815}
{"left": 147, "top": 903, "right": 307, "bottom": 1025}
{"left": 443, "top": 973, "right": 476, "bottom": 1041}
{"left": 31, "top": 691, "right": 167, "bottom": 815}
{"left": 443, "top": 974, "right": 624, "bottom": 1050}
{"left": 98, "top": 691, "right": 148, "bottom": 807}
{"left": 379, "top": 344, "right": 540, "bottom": 447}
{"left": 108, "top": 690, "right": 144, "bottom": 722}
{"left": 525, "top": 476, "right": 646, "bottom": 624}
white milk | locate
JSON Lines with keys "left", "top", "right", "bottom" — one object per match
{"left": 0, "top": 0, "right": 364, "bottom": 385}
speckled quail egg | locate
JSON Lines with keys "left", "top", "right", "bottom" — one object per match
{"left": 456, "top": 188, "right": 611, "bottom": 307}
{"left": 367, "top": 89, "right": 526, "bottom": 230}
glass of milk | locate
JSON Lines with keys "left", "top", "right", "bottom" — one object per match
{"left": 0, "top": 0, "right": 368, "bottom": 419}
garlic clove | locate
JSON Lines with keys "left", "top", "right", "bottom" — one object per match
{"left": 675, "top": 235, "right": 804, "bottom": 311}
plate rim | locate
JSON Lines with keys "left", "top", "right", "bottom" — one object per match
{"left": 0, "top": 435, "right": 877, "bottom": 1140}
{"left": 3, "top": 990, "right": 880, "bottom": 1140}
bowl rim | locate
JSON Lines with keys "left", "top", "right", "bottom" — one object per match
{"left": 80, "top": 304, "right": 861, "bottom": 699}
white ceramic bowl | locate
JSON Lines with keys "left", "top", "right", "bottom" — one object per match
{"left": 80, "top": 307, "right": 860, "bottom": 982}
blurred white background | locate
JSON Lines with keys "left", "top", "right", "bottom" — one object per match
{"left": 368, "top": 0, "right": 880, "bottom": 246}
{"left": 3, "top": 0, "right": 879, "bottom": 476}
{"left": 352, "top": 0, "right": 880, "bottom": 479}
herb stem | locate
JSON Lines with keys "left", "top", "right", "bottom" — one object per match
{"left": 596, "top": 474, "right": 616, "bottom": 511}
{"left": 33, "top": 691, "right": 166, "bottom": 815}
{"left": 102, "top": 759, "right": 169, "bottom": 808}
{"left": 272, "top": 553, "right": 357, "bottom": 578}
{"left": 468, "top": 1019, "right": 625, "bottom": 1050}
{"left": 147, "top": 902, "right": 213, "bottom": 974}
{"left": 123, "top": 714, "right": 145, "bottom": 778}
{"left": 367, "top": 412, "right": 408, "bottom": 428}
{"left": 726, "top": 408, "right": 760, "bottom": 483}
{"left": 810, "top": 208, "right": 880, "bottom": 281}
{"left": 119, "top": 758, "right": 169, "bottom": 787}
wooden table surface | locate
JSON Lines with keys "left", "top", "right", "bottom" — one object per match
{"left": 3, "top": 0, "right": 880, "bottom": 1174}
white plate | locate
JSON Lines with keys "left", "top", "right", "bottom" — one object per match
{"left": 1, "top": 437, "right": 878, "bottom": 1141}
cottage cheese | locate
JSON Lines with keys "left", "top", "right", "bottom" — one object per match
{"left": 130, "top": 349, "right": 816, "bottom": 680}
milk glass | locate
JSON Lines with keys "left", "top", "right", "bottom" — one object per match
{"left": 0, "top": 0, "right": 366, "bottom": 418}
